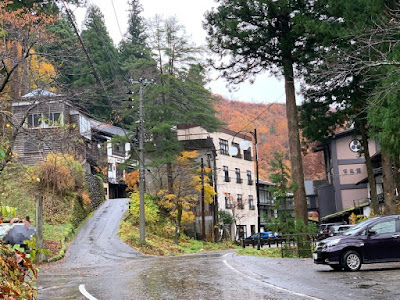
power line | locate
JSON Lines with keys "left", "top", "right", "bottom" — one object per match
{"left": 62, "top": 1, "right": 107, "bottom": 94}
{"left": 111, "top": 0, "right": 124, "bottom": 40}
{"left": 225, "top": 92, "right": 285, "bottom": 144}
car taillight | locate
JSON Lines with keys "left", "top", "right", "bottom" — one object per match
{"left": 323, "top": 229, "right": 328, "bottom": 233}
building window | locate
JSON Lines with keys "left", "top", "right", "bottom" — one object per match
{"left": 244, "top": 148, "right": 252, "bottom": 161}
{"left": 249, "top": 195, "right": 255, "bottom": 210}
{"left": 219, "top": 139, "right": 229, "bottom": 155}
{"left": 116, "top": 166, "right": 124, "bottom": 182}
{"left": 27, "top": 112, "right": 63, "bottom": 128}
{"left": 27, "top": 113, "right": 41, "bottom": 128}
{"left": 112, "top": 143, "right": 125, "bottom": 156}
{"left": 45, "top": 112, "right": 62, "bottom": 127}
{"left": 247, "top": 170, "right": 253, "bottom": 185}
{"left": 235, "top": 168, "right": 242, "bottom": 183}
{"left": 223, "top": 166, "right": 230, "bottom": 182}
{"left": 250, "top": 225, "right": 255, "bottom": 235}
{"left": 237, "top": 194, "right": 243, "bottom": 209}
{"left": 225, "top": 193, "right": 232, "bottom": 209}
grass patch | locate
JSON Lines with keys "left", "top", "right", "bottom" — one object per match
{"left": 118, "top": 220, "right": 239, "bottom": 256}
{"left": 43, "top": 223, "right": 74, "bottom": 242}
{"left": 237, "top": 247, "right": 297, "bottom": 258}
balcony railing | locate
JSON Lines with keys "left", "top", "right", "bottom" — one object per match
{"left": 249, "top": 205, "right": 255, "bottom": 210}
{"left": 224, "top": 176, "right": 231, "bottom": 182}
{"left": 225, "top": 203, "right": 233, "bottom": 209}
{"left": 236, "top": 178, "right": 243, "bottom": 184}
{"left": 248, "top": 179, "right": 254, "bottom": 185}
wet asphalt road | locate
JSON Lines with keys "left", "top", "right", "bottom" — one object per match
{"left": 38, "top": 198, "right": 400, "bottom": 300}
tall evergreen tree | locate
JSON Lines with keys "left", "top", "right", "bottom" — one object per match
{"left": 71, "top": 5, "right": 122, "bottom": 119}
{"left": 204, "top": 0, "right": 314, "bottom": 223}
{"left": 118, "top": 0, "right": 155, "bottom": 89}
{"left": 299, "top": 0, "right": 396, "bottom": 213}
{"left": 142, "top": 16, "right": 223, "bottom": 193}
{"left": 119, "top": 0, "right": 149, "bottom": 61}
{"left": 38, "top": 15, "right": 84, "bottom": 88}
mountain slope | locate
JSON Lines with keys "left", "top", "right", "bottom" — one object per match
{"left": 214, "top": 96, "right": 325, "bottom": 181}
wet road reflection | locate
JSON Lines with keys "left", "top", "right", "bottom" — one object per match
{"left": 38, "top": 199, "right": 400, "bottom": 300}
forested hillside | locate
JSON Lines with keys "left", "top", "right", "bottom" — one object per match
{"left": 214, "top": 96, "right": 325, "bottom": 181}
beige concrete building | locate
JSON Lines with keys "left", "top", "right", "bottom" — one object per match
{"left": 177, "top": 124, "right": 258, "bottom": 240}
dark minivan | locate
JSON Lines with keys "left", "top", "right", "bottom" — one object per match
{"left": 314, "top": 215, "right": 400, "bottom": 271}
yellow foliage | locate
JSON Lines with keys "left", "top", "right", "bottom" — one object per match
{"left": 181, "top": 211, "right": 195, "bottom": 224}
{"left": 204, "top": 184, "right": 216, "bottom": 204}
{"left": 349, "top": 212, "right": 357, "bottom": 225}
{"left": 29, "top": 50, "right": 56, "bottom": 88}
{"left": 178, "top": 150, "right": 198, "bottom": 160}
{"left": 125, "top": 170, "right": 139, "bottom": 191}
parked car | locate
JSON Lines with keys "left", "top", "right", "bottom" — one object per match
{"left": 243, "top": 232, "right": 276, "bottom": 246}
{"left": 245, "top": 232, "right": 270, "bottom": 240}
{"left": 328, "top": 225, "right": 355, "bottom": 237}
{"left": 314, "top": 215, "right": 400, "bottom": 271}
{"left": 317, "top": 222, "right": 344, "bottom": 240}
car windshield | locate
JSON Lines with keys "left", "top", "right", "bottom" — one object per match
{"left": 342, "top": 218, "right": 378, "bottom": 236}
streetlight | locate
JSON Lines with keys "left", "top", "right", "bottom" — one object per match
{"left": 229, "top": 129, "right": 261, "bottom": 250}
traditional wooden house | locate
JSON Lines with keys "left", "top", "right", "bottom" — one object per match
{"left": 11, "top": 89, "right": 130, "bottom": 199}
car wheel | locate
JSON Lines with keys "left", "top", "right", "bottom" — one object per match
{"left": 342, "top": 250, "right": 361, "bottom": 271}
{"left": 329, "top": 265, "right": 343, "bottom": 271}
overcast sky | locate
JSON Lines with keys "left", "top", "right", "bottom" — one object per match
{"left": 72, "top": 0, "right": 289, "bottom": 104}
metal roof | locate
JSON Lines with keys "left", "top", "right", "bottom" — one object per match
{"left": 22, "top": 89, "right": 61, "bottom": 98}
{"left": 89, "top": 119, "right": 126, "bottom": 137}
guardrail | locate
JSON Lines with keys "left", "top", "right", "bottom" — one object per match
{"left": 278, "top": 233, "right": 318, "bottom": 258}
{"left": 241, "top": 233, "right": 319, "bottom": 258}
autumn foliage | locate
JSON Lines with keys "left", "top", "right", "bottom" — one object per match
{"left": 157, "top": 151, "right": 216, "bottom": 243}
{"left": 125, "top": 170, "right": 139, "bottom": 191}
{"left": 0, "top": 243, "right": 37, "bottom": 299}
{"left": 214, "top": 96, "right": 325, "bottom": 180}
{"left": 0, "top": 0, "right": 57, "bottom": 97}
{"left": 33, "top": 153, "right": 87, "bottom": 223}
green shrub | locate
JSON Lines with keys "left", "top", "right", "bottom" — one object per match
{"left": 71, "top": 195, "right": 90, "bottom": 229}
{"left": 129, "top": 192, "right": 159, "bottom": 227}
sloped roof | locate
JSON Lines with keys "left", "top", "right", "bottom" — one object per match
{"left": 321, "top": 201, "right": 370, "bottom": 222}
{"left": 89, "top": 119, "right": 126, "bottom": 137}
{"left": 22, "top": 89, "right": 61, "bottom": 98}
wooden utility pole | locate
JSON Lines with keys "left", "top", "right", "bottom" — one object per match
{"left": 201, "top": 158, "right": 206, "bottom": 240}
{"left": 35, "top": 195, "right": 44, "bottom": 263}
{"left": 129, "top": 78, "right": 154, "bottom": 244}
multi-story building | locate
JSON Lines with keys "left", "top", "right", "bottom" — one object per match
{"left": 177, "top": 124, "right": 258, "bottom": 240}
{"left": 315, "top": 129, "right": 379, "bottom": 221}
{"left": 11, "top": 89, "right": 130, "bottom": 199}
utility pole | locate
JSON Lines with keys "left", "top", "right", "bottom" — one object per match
{"left": 201, "top": 158, "right": 206, "bottom": 240}
{"left": 129, "top": 78, "right": 154, "bottom": 244}
{"left": 212, "top": 149, "right": 219, "bottom": 242}
{"left": 254, "top": 128, "right": 261, "bottom": 250}
{"left": 35, "top": 195, "right": 44, "bottom": 263}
